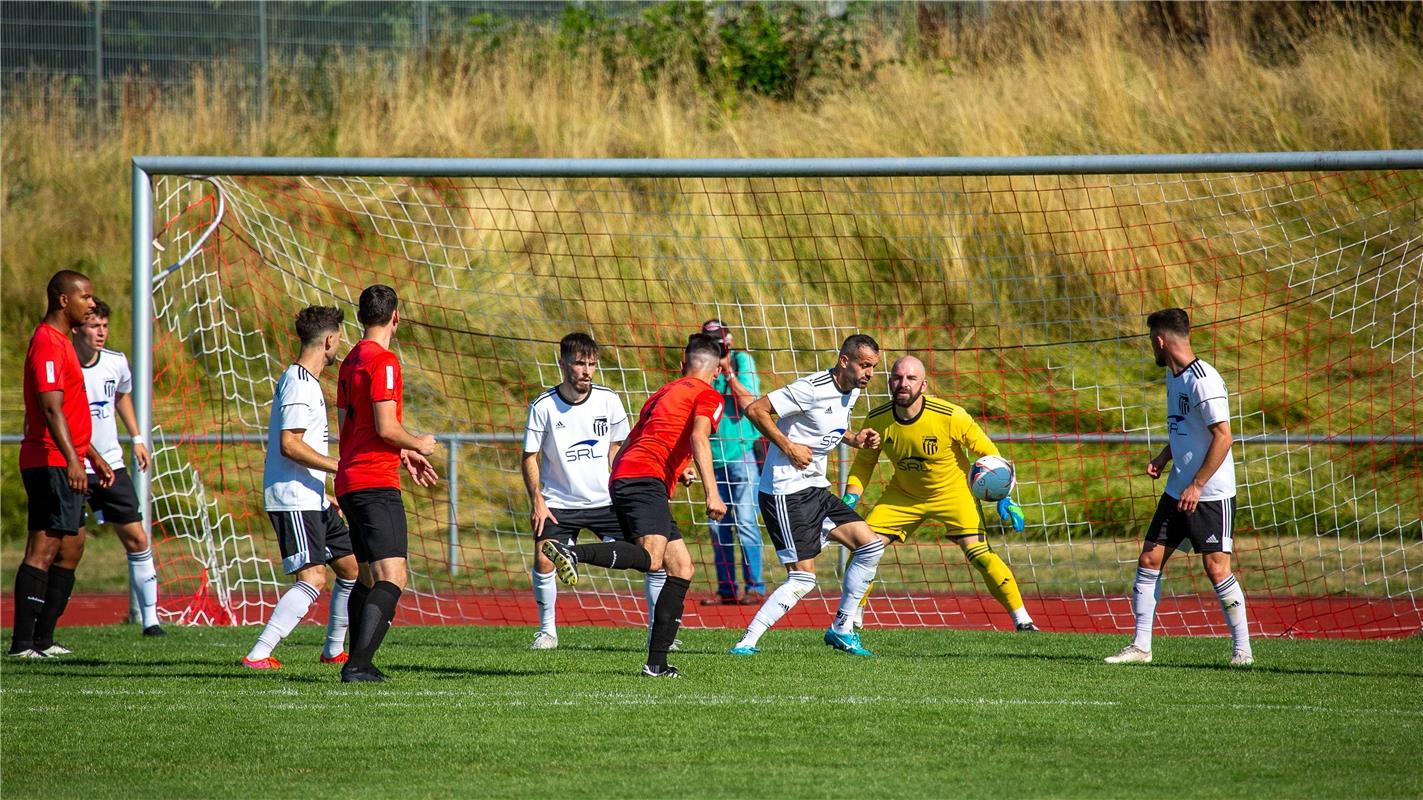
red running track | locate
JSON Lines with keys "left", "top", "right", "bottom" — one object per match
{"left": 5, "top": 591, "right": 1419, "bottom": 639}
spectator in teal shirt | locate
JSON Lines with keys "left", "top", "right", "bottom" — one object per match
{"left": 699, "top": 319, "right": 766, "bottom": 605}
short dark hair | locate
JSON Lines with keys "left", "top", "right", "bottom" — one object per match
{"left": 90, "top": 298, "right": 112, "bottom": 320}
{"left": 357, "top": 284, "right": 398, "bottom": 326}
{"left": 559, "top": 332, "right": 599, "bottom": 362}
{"left": 1147, "top": 308, "right": 1191, "bottom": 338}
{"left": 46, "top": 270, "right": 89, "bottom": 312}
{"left": 840, "top": 333, "right": 880, "bottom": 357}
{"left": 685, "top": 332, "right": 723, "bottom": 365}
{"left": 295, "top": 305, "right": 344, "bottom": 347}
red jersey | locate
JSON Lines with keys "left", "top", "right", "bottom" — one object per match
{"left": 335, "top": 339, "right": 404, "bottom": 494}
{"left": 20, "top": 322, "right": 92, "bottom": 470}
{"left": 611, "top": 376, "right": 723, "bottom": 496}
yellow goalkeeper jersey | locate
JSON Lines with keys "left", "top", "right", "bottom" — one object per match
{"left": 847, "top": 395, "right": 1000, "bottom": 503}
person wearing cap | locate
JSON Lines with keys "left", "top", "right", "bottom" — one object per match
{"left": 699, "top": 319, "right": 766, "bottom": 606}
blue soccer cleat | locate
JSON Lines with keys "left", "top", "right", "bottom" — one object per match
{"left": 728, "top": 644, "right": 760, "bottom": 656}
{"left": 823, "top": 628, "right": 874, "bottom": 657}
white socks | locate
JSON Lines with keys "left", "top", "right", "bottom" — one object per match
{"left": 1214, "top": 574, "right": 1252, "bottom": 655}
{"left": 644, "top": 570, "right": 667, "bottom": 633}
{"left": 832, "top": 541, "right": 884, "bottom": 634}
{"left": 738, "top": 570, "right": 816, "bottom": 648}
{"left": 325, "top": 577, "right": 356, "bottom": 658}
{"left": 246, "top": 581, "right": 318, "bottom": 661}
{"left": 127, "top": 548, "right": 160, "bottom": 629}
{"left": 532, "top": 569, "right": 558, "bottom": 635}
{"left": 1130, "top": 567, "right": 1161, "bottom": 652}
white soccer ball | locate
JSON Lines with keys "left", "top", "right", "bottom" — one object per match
{"left": 968, "top": 455, "right": 1016, "bottom": 502}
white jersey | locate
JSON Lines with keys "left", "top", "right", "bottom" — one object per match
{"left": 759, "top": 369, "right": 860, "bottom": 496}
{"left": 1164, "top": 358, "right": 1236, "bottom": 501}
{"left": 523, "top": 385, "right": 630, "bottom": 509}
{"left": 263, "top": 364, "right": 331, "bottom": 512}
{"left": 81, "top": 349, "right": 132, "bottom": 473}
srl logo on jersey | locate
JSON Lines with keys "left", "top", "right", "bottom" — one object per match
{"left": 564, "top": 439, "right": 602, "bottom": 462}
{"left": 818, "top": 427, "right": 847, "bottom": 450}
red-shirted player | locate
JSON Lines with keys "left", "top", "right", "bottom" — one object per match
{"left": 9, "top": 271, "right": 115, "bottom": 658}
{"left": 334, "top": 284, "right": 438, "bottom": 683}
{"left": 542, "top": 333, "right": 728, "bottom": 677}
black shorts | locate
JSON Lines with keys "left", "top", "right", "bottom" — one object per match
{"left": 338, "top": 488, "right": 408, "bottom": 563}
{"left": 22, "top": 466, "right": 86, "bottom": 535}
{"left": 87, "top": 468, "right": 143, "bottom": 526}
{"left": 760, "top": 486, "right": 863, "bottom": 564}
{"left": 268, "top": 506, "right": 355, "bottom": 574}
{"left": 537, "top": 505, "right": 627, "bottom": 545}
{"left": 609, "top": 478, "right": 683, "bottom": 542}
{"left": 1146, "top": 493, "right": 1236, "bottom": 555}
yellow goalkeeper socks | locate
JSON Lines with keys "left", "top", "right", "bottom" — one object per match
{"left": 964, "top": 542, "right": 1026, "bottom": 617}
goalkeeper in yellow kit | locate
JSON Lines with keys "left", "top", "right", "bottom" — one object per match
{"left": 845, "top": 355, "right": 1039, "bottom": 631}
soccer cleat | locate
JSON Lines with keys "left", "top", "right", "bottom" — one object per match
{"left": 529, "top": 631, "right": 559, "bottom": 651}
{"left": 142, "top": 625, "right": 166, "bottom": 637}
{"left": 728, "top": 644, "right": 760, "bottom": 656}
{"left": 823, "top": 628, "right": 874, "bottom": 657}
{"left": 541, "top": 539, "right": 580, "bottom": 587}
{"left": 1015, "top": 622, "right": 1041, "bottom": 633}
{"left": 1104, "top": 644, "right": 1152, "bottom": 664}
{"left": 320, "top": 651, "right": 350, "bottom": 664}
{"left": 340, "top": 666, "right": 387, "bottom": 683}
{"left": 40, "top": 643, "right": 73, "bottom": 656}
{"left": 241, "top": 656, "right": 283, "bottom": 670}
{"left": 6, "top": 648, "right": 49, "bottom": 659}
{"left": 1230, "top": 650, "right": 1255, "bottom": 667}
{"left": 640, "top": 664, "right": 681, "bottom": 678}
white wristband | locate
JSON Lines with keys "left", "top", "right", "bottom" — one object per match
{"left": 131, "top": 435, "right": 145, "bottom": 445}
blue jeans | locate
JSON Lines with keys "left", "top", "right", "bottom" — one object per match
{"left": 709, "top": 452, "right": 764, "bottom": 597}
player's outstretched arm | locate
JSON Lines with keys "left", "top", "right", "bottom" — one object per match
{"left": 280, "top": 428, "right": 340, "bottom": 474}
{"left": 690, "top": 416, "right": 726, "bottom": 521}
{"left": 842, "top": 432, "right": 883, "bottom": 509}
{"left": 744, "top": 395, "right": 812, "bottom": 470}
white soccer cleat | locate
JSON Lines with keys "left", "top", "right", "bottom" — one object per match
{"left": 529, "top": 631, "right": 558, "bottom": 650}
{"left": 39, "top": 644, "right": 73, "bottom": 657}
{"left": 1229, "top": 650, "right": 1255, "bottom": 667}
{"left": 6, "top": 648, "right": 49, "bottom": 659}
{"left": 1104, "top": 644, "right": 1153, "bottom": 664}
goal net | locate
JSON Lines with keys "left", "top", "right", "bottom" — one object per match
{"left": 140, "top": 157, "right": 1422, "bottom": 638}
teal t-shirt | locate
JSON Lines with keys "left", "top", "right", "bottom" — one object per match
{"left": 710, "top": 350, "right": 761, "bottom": 465}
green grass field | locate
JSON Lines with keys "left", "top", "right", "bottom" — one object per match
{"left": 2, "top": 625, "right": 1420, "bottom": 799}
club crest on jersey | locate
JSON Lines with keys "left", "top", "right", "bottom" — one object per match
{"left": 103, "top": 379, "right": 117, "bottom": 398}
{"left": 1177, "top": 393, "right": 1190, "bottom": 417}
{"left": 922, "top": 435, "right": 938, "bottom": 455}
{"left": 564, "top": 439, "right": 600, "bottom": 462}
{"left": 593, "top": 416, "right": 608, "bottom": 437}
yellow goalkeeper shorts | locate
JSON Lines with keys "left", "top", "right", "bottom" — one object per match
{"left": 863, "top": 485, "right": 987, "bottom": 541}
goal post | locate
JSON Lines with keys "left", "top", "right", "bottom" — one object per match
{"left": 129, "top": 151, "right": 1423, "bottom": 636}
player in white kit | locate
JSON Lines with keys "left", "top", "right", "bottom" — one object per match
{"left": 730, "top": 334, "right": 887, "bottom": 657}
{"left": 1106, "top": 308, "right": 1253, "bottom": 667}
{"left": 243, "top": 306, "right": 360, "bottom": 670}
{"left": 52, "top": 300, "right": 164, "bottom": 649}
{"left": 523, "top": 333, "right": 653, "bottom": 650}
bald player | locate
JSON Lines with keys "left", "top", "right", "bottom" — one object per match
{"left": 845, "top": 355, "right": 1038, "bottom": 631}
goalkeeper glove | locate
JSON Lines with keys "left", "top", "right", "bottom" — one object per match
{"left": 842, "top": 492, "right": 860, "bottom": 510}
{"left": 996, "top": 497, "right": 1025, "bottom": 532}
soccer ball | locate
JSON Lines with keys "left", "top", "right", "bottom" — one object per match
{"left": 968, "top": 455, "right": 1016, "bottom": 502}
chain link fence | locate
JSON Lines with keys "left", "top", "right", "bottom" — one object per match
{"left": 3, "top": 1, "right": 967, "bottom": 125}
